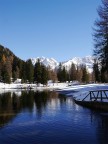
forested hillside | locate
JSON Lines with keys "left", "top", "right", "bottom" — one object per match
{"left": 0, "top": 45, "right": 58, "bottom": 84}
{"left": 0, "top": 45, "right": 25, "bottom": 83}
{"left": 0, "top": 44, "right": 94, "bottom": 84}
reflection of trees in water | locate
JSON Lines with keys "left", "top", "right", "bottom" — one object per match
{"left": 97, "top": 114, "right": 108, "bottom": 144}
{"left": 1, "top": 91, "right": 108, "bottom": 143}
{"left": 58, "top": 94, "right": 66, "bottom": 105}
{"left": 90, "top": 111, "right": 108, "bottom": 144}
{"left": 0, "top": 90, "right": 65, "bottom": 127}
{"left": 34, "top": 91, "right": 61, "bottom": 118}
{"left": 20, "top": 91, "right": 34, "bottom": 112}
{"left": 34, "top": 91, "right": 48, "bottom": 110}
{"left": 0, "top": 92, "right": 17, "bottom": 127}
{"left": 34, "top": 91, "right": 49, "bottom": 118}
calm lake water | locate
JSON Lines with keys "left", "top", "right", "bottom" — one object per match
{"left": 0, "top": 90, "right": 108, "bottom": 144}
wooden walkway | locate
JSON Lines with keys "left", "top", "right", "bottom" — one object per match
{"left": 74, "top": 90, "right": 108, "bottom": 111}
{"left": 82, "top": 90, "right": 108, "bottom": 102}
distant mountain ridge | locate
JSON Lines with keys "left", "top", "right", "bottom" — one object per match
{"left": 31, "top": 56, "right": 94, "bottom": 73}
{"left": 31, "top": 57, "right": 59, "bottom": 69}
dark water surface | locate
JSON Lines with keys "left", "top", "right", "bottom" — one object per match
{"left": 0, "top": 90, "right": 108, "bottom": 144}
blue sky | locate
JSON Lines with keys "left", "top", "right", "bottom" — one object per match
{"left": 0, "top": 0, "right": 101, "bottom": 62}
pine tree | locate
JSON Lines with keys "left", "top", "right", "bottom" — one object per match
{"left": 13, "top": 66, "right": 20, "bottom": 82}
{"left": 57, "top": 63, "right": 62, "bottom": 82}
{"left": 34, "top": 59, "right": 42, "bottom": 84}
{"left": 93, "top": 0, "right": 108, "bottom": 81}
{"left": 12, "top": 57, "right": 21, "bottom": 80}
{"left": 21, "top": 61, "right": 27, "bottom": 83}
{"left": 2, "top": 65, "right": 10, "bottom": 83}
{"left": 26, "top": 59, "right": 34, "bottom": 83}
{"left": 62, "top": 67, "right": 67, "bottom": 82}
{"left": 2, "top": 57, "right": 12, "bottom": 83}
{"left": 41, "top": 64, "right": 48, "bottom": 85}
{"left": 69, "top": 63, "right": 76, "bottom": 81}
{"left": 81, "top": 65, "right": 89, "bottom": 83}
{"left": 93, "top": 59, "right": 101, "bottom": 82}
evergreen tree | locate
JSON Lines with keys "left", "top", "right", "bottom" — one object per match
{"left": 12, "top": 57, "right": 19, "bottom": 77}
{"left": 12, "top": 57, "right": 23, "bottom": 80}
{"left": 62, "top": 67, "right": 67, "bottom": 82}
{"left": 93, "top": 0, "right": 108, "bottom": 81}
{"left": 2, "top": 57, "right": 12, "bottom": 83}
{"left": 41, "top": 64, "right": 48, "bottom": 85}
{"left": 26, "top": 59, "right": 34, "bottom": 83}
{"left": 93, "top": 59, "right": 101, "bottom": 82}
{"left": 2, "top": 65, "right": 10, "bottom": 83}
{"left": 57, "top": 63, "right": 63, "bottom": 82}
{"left": 101, "top": 65, "right": 108, "bottom": 82}
{"left": 21, "top": 61, "right": 27, "bottom": 83}
{"left": 81, "top": 65, "right": 89, "bottom": 83}
{"left": 13, "top": 66, "right": 20, "bottom": 82}
{"left": 69, "top": 63, "right": 76, "bottom": 81}
{"left": 34, "top": 59, "right": 42, "bottom": 84}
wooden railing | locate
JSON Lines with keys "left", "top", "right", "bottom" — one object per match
{"left": 82, "top": 90, "right": 108, "bottom": 102}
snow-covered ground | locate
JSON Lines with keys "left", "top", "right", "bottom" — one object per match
{"left": 57, "top": 83, "right": 108, "bottom": 102}
{"left": 0, "top": 82, "right": 68, "bottom": 90}
{"left": 0, "top": 82, "right": 68, "bottom": 95}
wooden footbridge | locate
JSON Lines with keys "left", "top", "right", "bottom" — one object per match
{"left": 82, "top": 90, "right": 108, "bottom": 102}
{"left": 74, "top": 90, "right": 108, "bottom": 111}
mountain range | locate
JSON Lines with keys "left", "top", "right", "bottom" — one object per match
{"left": 31, "top": 56, "right": 94, "bottom": 73}
{"left": 0, "top": 45, "right": 94, "bottom": 73}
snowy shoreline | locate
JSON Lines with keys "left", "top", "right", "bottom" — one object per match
{"left": 1, "top": 82, "right": 108, "bottom": 99}
{"left": 0, "top": 82, "right": 68, "bottom": 90}
{"left": 0, "top": 82, "right": 108, "bottom": 91}
{"left": 1, "top": 82, "right": 108, "bottom": 103}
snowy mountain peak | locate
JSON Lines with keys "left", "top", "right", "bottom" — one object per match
{"left": 30, "top": 56, "right": 94, "bottom": 73}
{"left": 31, "top": 57, "right": 59, "bottom": 69}
{"left": 62, "top": 56, "right": 94, "bottom": 73}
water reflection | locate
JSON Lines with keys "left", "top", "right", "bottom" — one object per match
{"left": 97, "top": 113, "right": 108, "bottom": 144}
{"left": 0, "top": 90, "right": 108, "bottom": 143}
{"left": 0, "top": 90, "right": 61, "bottom": 126}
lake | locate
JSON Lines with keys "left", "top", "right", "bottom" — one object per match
{"left": 0, "top": 90, "right": 108, "bottom": 144}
